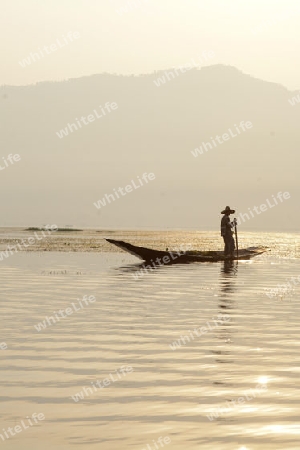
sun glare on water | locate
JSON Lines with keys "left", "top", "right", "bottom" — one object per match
{"left": 257, "top": 376, "right": 269, "bottom": 384}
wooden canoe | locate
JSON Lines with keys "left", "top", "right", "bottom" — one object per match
{"left": 105, "top": 239, "right": 266, "bottom": 263}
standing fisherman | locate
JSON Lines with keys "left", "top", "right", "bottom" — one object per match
{"left": 220, "top": 206, "right": 237, "bottom": 257}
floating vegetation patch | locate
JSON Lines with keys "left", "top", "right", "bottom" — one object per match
{"left": 25, "top": 227, "right": 83, "bottom": 232}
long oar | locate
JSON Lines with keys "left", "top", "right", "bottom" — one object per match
{"left": 234, "top": 218, "right": 238, "bottom": 258}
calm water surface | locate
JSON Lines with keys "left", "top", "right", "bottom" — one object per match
{"left": 1, "top": 231, "right": 300, "bottom": 450}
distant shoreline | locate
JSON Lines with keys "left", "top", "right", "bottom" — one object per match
{"left": 0, "top": 226, "right": 299, "bottom": 233}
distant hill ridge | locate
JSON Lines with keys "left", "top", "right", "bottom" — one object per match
{"left": 0, "top": 64, "right": 299, "bottom": 229}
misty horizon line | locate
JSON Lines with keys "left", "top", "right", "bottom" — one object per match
{"left": 1, "top": 64, "right": 299, "bottom": 93}
{"left": 0, "top": 226, "right": 298, "bottom": 233}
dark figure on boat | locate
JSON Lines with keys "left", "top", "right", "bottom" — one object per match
{"left": 221, "top": 206, "right": 236, "bottom": 257}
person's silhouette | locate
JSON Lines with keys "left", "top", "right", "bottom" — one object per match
{"left": 220, "top": 206, "right": 236, "bottom": 257}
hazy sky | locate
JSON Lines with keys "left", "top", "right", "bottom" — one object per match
{"left": 2, "top": 0, "right": 300, "bottom": 230}
{"left": 2, "top": 0, "right": 300, "bottom": 90}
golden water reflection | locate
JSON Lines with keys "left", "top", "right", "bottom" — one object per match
{"left": 0, "top": 231, "right": 300, "bottom": 449}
